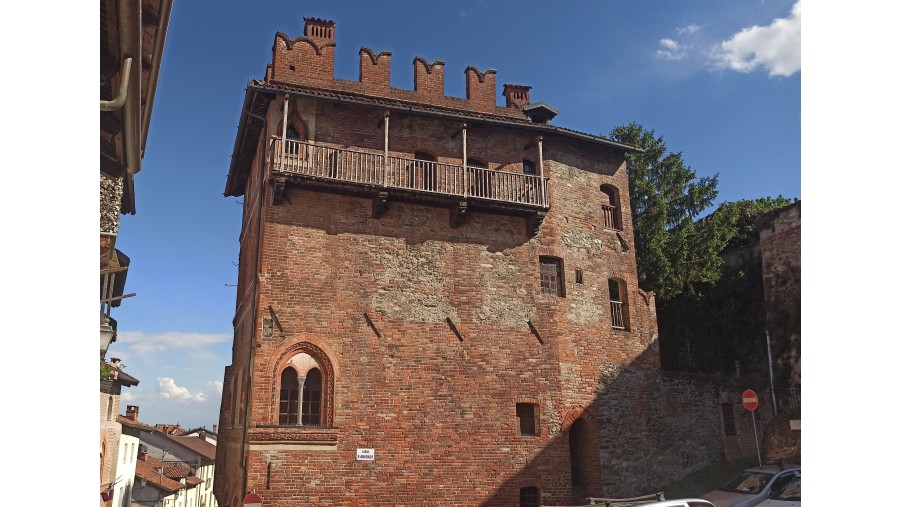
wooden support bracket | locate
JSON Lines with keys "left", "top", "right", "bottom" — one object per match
{"left": 449, "top": 201, "right": 469, "bottom": 228}
{"left": 373, "top": 192, "right": 389, "bottom": 219}
{"left": 527, "top": 212, "right": 546, "bottom": 237}
{"left": 272, "top": 177, "right": 287, "bottom": 206}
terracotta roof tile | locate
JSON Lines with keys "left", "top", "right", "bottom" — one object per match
{"left": 174, "top": 435, "right": 217, "bottom": 460}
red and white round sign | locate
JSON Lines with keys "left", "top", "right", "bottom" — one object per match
{"left": 243, "top": 493, "right": 263, "bottom": 507}
{"left": 742, "top": 389, "right": 759, "bottom": 411}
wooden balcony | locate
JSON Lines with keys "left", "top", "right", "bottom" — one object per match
{"left": 269, "top": 138, "right": 549, "bottom": 227}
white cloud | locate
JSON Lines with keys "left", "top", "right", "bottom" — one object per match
{"left": 118, "top": 331, "right": 230, "bottom": 355}
{"left": 713, "top": 1, "right": 800, "bottom": 77}
{"left": 657, "top": 38, "right": 686, "bottom": 60}
{"left": 158, "top": 377, "right": 208, "bottom": 402}
{"left": 205, "top": 380, "right": 224, "bottom": 395}
{"left": 677, "top": 24, "right": 701, "bottom": 36}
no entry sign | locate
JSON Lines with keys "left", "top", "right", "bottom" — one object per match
{"left": 742, "top": 389, "right": 759, "bottom": 411}
{"left": 243, "top": 493, "right": 263, "bottom": 507}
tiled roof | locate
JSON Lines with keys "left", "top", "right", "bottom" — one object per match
{"left": 134, "top": 455, "right": 185, "bottom": 493}
{"left": 117, "top": 415, "right": 157, "bottom": 432}
{"left": 247, "top": 80, "right": 639, "bottom": 152}
{"left": 174, "top": 435, "right": 217, "bottom": 460}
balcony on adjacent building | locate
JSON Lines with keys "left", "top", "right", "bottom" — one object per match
{"left": 269, "top": 138, "right": 549, "bottom": 221}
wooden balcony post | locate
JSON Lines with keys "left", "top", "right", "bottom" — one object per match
{"left": 462, "top": 123, "right": 468, "bottom": 198}
{"left": 280, "top": 94, "right": 289, "bottom": 172}
{"left": 383, "top": 111, "right": 390, "bottom": 187}
{"left": 537, "top": 136, "right": 545, "bottom": 206}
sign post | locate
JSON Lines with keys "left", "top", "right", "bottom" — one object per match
{"left": 742, "top": 389, "right": 762, "bottom": 466}
{"left": 243, "top": 492, "right": 263, "bottom": 507}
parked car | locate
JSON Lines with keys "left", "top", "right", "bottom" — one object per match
{"left": 639, "top": 499, "right": 716, "bottom": 507}
{"left": 756, "top": 475, "right": 800, "bottom": 507}
{"left": 700, "top": 463, "right": 800, "bottom": 507}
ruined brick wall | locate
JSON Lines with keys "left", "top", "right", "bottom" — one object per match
{"left": 757, "top": 202, "right": 800, "bottom": 385}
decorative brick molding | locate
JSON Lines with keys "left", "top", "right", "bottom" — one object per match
{"left": 248, "top": 427, "right": 339, "bottom": 444}
{"left": 268, "top": 341, "right": 335, "bottom": 426}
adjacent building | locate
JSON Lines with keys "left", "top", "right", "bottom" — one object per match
{"left": 100, "top": 0, "right": 173, "bottom": 502}
{"left": 215, "top": 17, "right": 665, "bottom": 506}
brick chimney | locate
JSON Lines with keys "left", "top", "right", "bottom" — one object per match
{"left": 270, "top": 17, "right": 336, "bottom": 84}
{"left": 465, "top": 66, "right": 497, "bottom": 112}
{"left": 125, "top": 405, "right": 139, "bottom": 421}
{"left": 503, "top": 84, "right": 531, "bottom": 109}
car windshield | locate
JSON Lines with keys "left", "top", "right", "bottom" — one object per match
{"left": 719, "top": 471, "right": 774, "bottom": 494}
{"left": 772, "top": 478, "right": 800, "bottom": 501}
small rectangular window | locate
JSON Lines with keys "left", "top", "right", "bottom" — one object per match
{"left": 540, "top": 257, "right": 564, "bottom": 297}
{"left": 516, "top": 403, "right": 538, "bottom": 435}
{"left": 575, "top": 268, "right": 583, "bottom": 284}
{"left": 722, "top": 403, "right": 736, "bottom": 435}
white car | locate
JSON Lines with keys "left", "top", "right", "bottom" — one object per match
{"left": 700, "top": 463, "right": 800, "bottom": 507}
{"left": 639, "top": 499, "right": 715, "bottom": 507}
{"left": 756, "top": 475, "right": 800, "bottom": 507}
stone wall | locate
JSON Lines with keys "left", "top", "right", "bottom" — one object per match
{"left": 757, "top": 202, "right": 800, "bottom": 384}
{"left": 100, "top": 173, "right": 123, "bottom": 234}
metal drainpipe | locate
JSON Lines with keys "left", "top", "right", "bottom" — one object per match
{"left": 239, "top": 104, "right": 268, "bottom": 502}
{"left": 766, "top": 329, "right": 779, "bottom": 416}
{"left": 100, "top": 57, "right": 133, "bottom": 111}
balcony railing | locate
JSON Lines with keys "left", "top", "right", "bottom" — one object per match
{"left": 610, "top": 301, "right": 626, "bottom": 330}
{"left": 271, "top": 138, "right": 548, "bottom": 207}
{"left": 602, "top": 204, "right": 621, "bottom": 231}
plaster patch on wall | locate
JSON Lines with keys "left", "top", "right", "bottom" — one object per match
{"left": 473, "top": 249, "right": 533, "bottom": 328}
{"left": 371, "top": 239, "right": 457, "bottom": 322}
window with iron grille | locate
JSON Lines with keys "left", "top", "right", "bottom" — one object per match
{"left": 540, "top": 257, "right": 564, "bottom": 297}
{"left": 520, "top": 486, "right": 540, "bottom": 507}
{"left": 722, "top": 403, "right": 736, "bottom": 435}
{"left": 516, "top": 403, "right": 538, "bottom": 436}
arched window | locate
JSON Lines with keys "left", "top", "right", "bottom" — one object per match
{"left": 608, "top": 279, "right": 629, "bottom": 330}
{"left": 279, "top": 367, "right": 299, "bottom": 425}
{"left": 599, "top": 184, "right": 622, "bottom": 231}
{"left": 275, "top": 348, "right": 333, "bottom": 426}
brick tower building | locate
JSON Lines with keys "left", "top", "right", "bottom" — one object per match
{"left": 216, "top": 17, "right": 661, "bottom": 507}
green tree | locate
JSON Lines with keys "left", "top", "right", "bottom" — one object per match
{"left": 610, "top": 123, "right": 723, "bottom": 300}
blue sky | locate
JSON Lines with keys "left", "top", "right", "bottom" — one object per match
{"left": 107, "top": 0, "right": 800, "bottom": 430}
